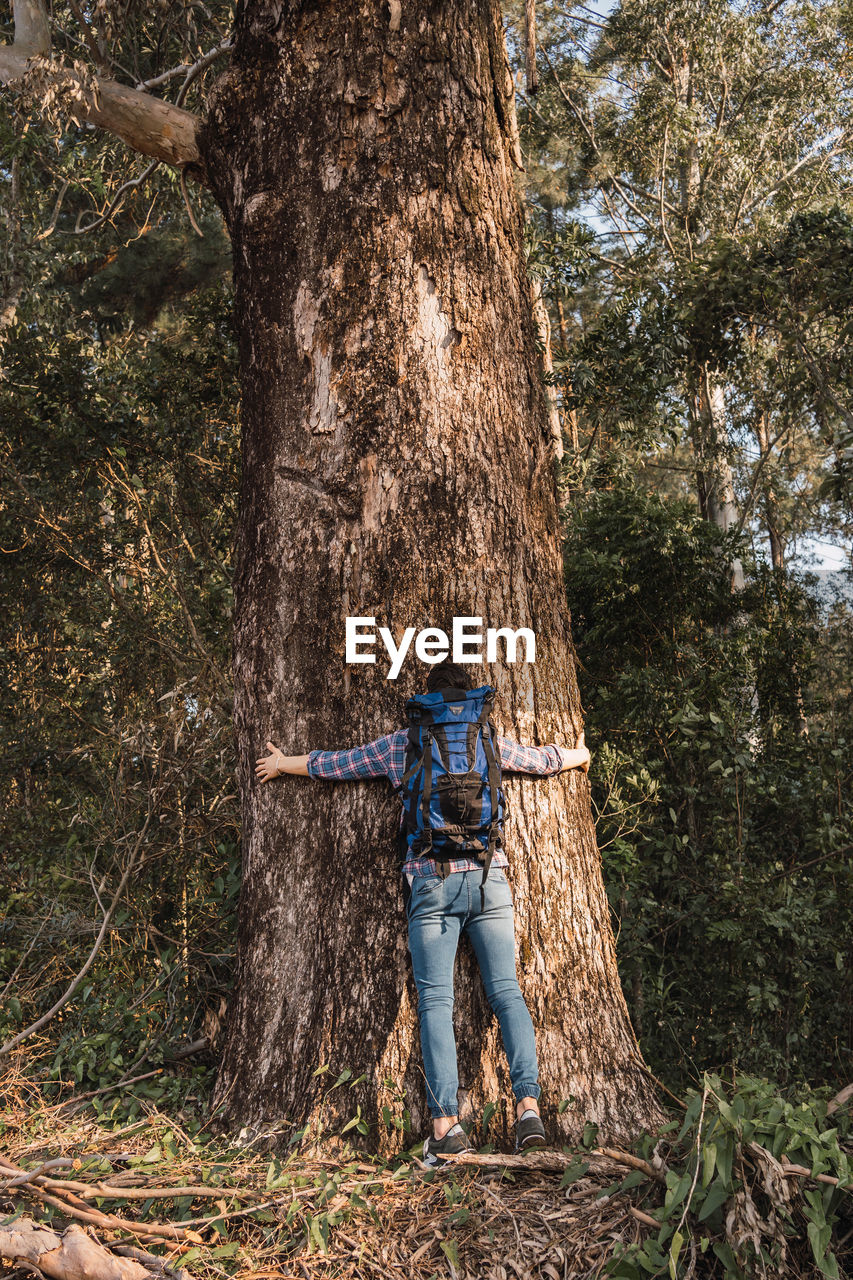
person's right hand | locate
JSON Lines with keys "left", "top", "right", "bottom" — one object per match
{"left": 255, "top": 740, "right": 284, "bottom": 782}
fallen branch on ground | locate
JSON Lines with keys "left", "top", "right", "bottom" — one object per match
{"left": 0, "top": 1156, "right": 199, "bottom": 1248}
{"left": 438, "top": 1145, "right": 666, "bottom": 1183}
{"left": 0, "top": 1217, "right": 162, "bottom": 1280}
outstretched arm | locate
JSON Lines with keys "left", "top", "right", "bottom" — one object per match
{"left": 498, "top": 730, "right": 590, "bottom": 777}
{"left": 255, "top": 732, "right": 402, "bottom": 784}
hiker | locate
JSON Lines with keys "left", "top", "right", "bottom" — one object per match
{"left": 255, "top": 659, "right": 590, "bottom": 1167}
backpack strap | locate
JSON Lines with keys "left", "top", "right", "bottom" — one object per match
{"left": 397, "top": 726, "right": 422, "bottom": 839}
{"left": 465, "top": 720, "right": 478, "bottom": 768}
{"left": 419, "top": 727, "right": 437, "bottom": 861}
{"left": 398, "top": 726, "right": 422, "bottom": 789}
{"left": 397, "top": 825, "right": 412, "bottom": 913}
{"left": 399, "top": 727, "right": 437, "bottom": 867}
{"left": 480, "top": 717, "right": 502, "bottom": 835}
{"left": 478, "top": 720, "right": 503, "bottom": 910}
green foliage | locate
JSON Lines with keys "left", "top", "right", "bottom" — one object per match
{"left": 513, "top": 0, "right": 853, "bottom": 560}
{"left": 608, "top": 1073, "right": 852, "bottom": 1280}
{"left": 565, "top": 481, "right": 852, "bottom": 1086}
{"left": 0, "top": 265, "right": 242, "bottom": 1087}
{"left": 524, "top": 216, "right": 596, "bottom": 299}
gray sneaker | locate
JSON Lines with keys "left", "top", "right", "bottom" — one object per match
{"left": 422, "top": 1122, "right": 473, "bottom": 1169}
{"left": 514, "top": 1109, "right": 547, "bottom": 1153}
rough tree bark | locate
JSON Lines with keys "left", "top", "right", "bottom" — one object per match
{"left": 198, "top": 0, "right": 661, "bottom": 1149}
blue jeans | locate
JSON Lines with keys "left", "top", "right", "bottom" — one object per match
{"left": 406, "top": 867, "right": 541, "bottom": 1118}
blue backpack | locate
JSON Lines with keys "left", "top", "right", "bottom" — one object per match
{"left": 397, "top": 685, "right": 505, "bottom": 903}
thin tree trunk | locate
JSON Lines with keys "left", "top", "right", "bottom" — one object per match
{"left": 0, "top": 155, "right": 21, "bottom": 337}
{"left": 531, "top": 277, "right": 564, "bottom": 460}
{"left": 555, "top": 295, "right": 579, "bottom": 451}
{"left": 689, "top": 365, "right": 744, "bottom": 589}
{"left": 689, "top": 368, "right": 738, "bottom": 532}
{"left": 755, "top": 411, "right": 785, "bottom": 571}
{"left": 675, "top": 52, "right": 743, "bottom": 582}
{"left": 525, "top": 0, "right": 539, "bottom": 94}
{"left": 754, "top": 415, "right": 808, "bottom": 734}
{"left": 200, "top": 0, "right": 661, "bottom": 1149}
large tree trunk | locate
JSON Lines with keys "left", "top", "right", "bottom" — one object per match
{"left": 200, "top": 0, "right": 661, "bottom": 1150}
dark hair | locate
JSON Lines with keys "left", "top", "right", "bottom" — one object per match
{"left": 425, "top": 659, "right": 472, "bottom": 694}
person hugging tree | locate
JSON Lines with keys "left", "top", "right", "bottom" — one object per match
{"left": 256, "top": 658, "right": 590, "bottom": 1167}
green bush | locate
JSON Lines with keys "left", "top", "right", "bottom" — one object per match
{"left": 565, "top": 482, "right": 853, "bottom": 1087}
{"left": 608, "top": 1073, "right": 852, "bottom": 1280}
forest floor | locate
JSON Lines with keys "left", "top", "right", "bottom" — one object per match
{"left": 1, "top": 1063, "right": 850, "bottom": 1280}
{"left": 0, "top": 1072, "right": 674, "bottom": 1280}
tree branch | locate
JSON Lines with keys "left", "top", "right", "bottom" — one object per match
{"left": 744, "top": 129, "right": 853, "bottom": 218}
{"left": 69, "top": 159, "right": 161, "bottom": 236}
{"left": 0, "top": 0, "right": 206, "bottom": 179}
{"left": 732, "top": 422, "right": 791, "bottom": 540}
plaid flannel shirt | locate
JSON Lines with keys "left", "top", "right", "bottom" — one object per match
{"left": 306, "top": 730, "right": 564, "bottom": 876}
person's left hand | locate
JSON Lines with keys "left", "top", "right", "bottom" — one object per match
{"left": 255, "top": 740, "right": 285, "bottom": 782}
{"left": 575, "top": 730, "right": 590, "bottom": 773}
